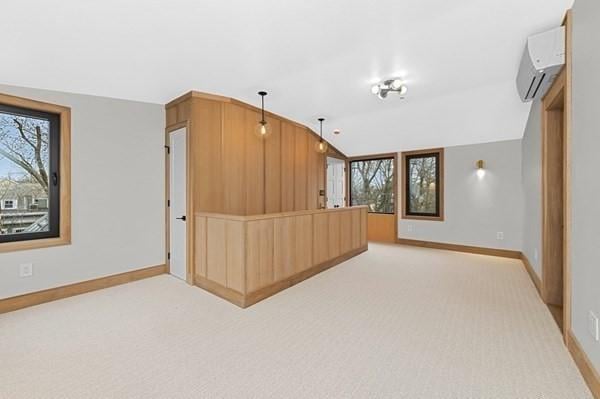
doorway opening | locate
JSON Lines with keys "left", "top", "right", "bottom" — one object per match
{"left": 166, "top": 126, "right": 188, "bottom": 282}
{"left": 326, "top": 156, "right": 346, "bottom": 208}
{"left": 542, "top": 70, "right": 566, "bottom": 334}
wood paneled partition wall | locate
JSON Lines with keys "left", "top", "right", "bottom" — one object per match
{"left": 165, "top": 91, "right": 346, "bottom": 216}
{"left": 194, "top": 206, "right": 368, "bottom": 307}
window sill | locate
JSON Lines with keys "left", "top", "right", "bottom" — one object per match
{"left": 0, "top": 236, "right": 71, "bottom": 254}
{"left": 402, "top": 214, "right": 445, "bottom": 222}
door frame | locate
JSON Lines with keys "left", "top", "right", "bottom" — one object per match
{"left": 325, "top": 155, "right": 347, "bottom": 208}
{"left": 541, "top": 67, "right": 570, "bottom": 341}
{"left": 165, "top": 121, "right": 194, "bottom": 284}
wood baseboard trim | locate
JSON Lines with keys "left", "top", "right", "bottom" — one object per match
{"left": 244, "top": 246, "right": 368, "bottom": 308}
{"left": 396, "top": 238, "right": 521, "bottom": 259}
{"left": 194, "top": 275, "right": 246, "bottom": 308}
{"left": 520, "top": 253, "right": 542, "bottom": 295}
{"left": 568, "top": 330, "right": 600, "bottom": 398}
{"left": 194, "top": 246, "right": 368, "bottom": 308}
{"left": 0, "top": 264, "right": 167, "bottom": 314}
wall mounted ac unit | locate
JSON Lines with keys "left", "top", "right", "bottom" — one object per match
{"left": 516, "top": 26, "right": 565, "bottom": 102}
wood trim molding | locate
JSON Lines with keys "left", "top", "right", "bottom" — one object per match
{"left": 0, "top": 264, "right": 166, "bottom": 314}
{"left": 396, "top": 238, "right": 521, "bottom": 259}
{"left": 0, "top": 92, "right": 72, "bottom": 254}
{"left": 567, "top": 331, "right": 600, "bottom": 398}
{"left": 400, "top": 148, "right": 445, "bottom": 222}
{"left": 521, "top": 253, "right": 541, "bottom": 295}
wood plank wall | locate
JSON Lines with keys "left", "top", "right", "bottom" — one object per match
{"left": 166, "top": 92, "right": 346, "bottom": 217}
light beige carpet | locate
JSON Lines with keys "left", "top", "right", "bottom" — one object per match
{"left": 0, "top": 244, "right": 592, "bottom": 399}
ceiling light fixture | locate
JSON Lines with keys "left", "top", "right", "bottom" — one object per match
{"left": 371, "top": 78, "right": 408, "bottom": 100}
{"left": 255, "top": 91, "right": 272, "bottom": 139}
{"left": 315, "top": 118, "right": 328, "bottom": 154}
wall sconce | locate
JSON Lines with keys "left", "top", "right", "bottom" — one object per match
{"left": 476, "top": 160, "right": 485, "bottom": 178}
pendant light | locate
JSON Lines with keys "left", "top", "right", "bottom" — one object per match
{"left": 255, "top": 91, "right": 272, "bottom": 139}
{"left": 315, "top": 117, "right": 328, "bottom": 154}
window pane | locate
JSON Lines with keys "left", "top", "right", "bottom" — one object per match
{"left": 0, "top": 111, "right": 51, "bottom": 237}
{"left": 350, "top": 158, "right": 394, "bottom": 214}
{"left": 407, "top": 155, "right": 438, "bottom": 215}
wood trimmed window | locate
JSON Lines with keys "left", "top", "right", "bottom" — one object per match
{"left": 0, "top": 93, "right": 71, "bottom": 253}
{"left": 401, "top": 148, "right": 444, "bottom": 221}
{"left": 349, "top": 156, "right": 395, "bottom": 214}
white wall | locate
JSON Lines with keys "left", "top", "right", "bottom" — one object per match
{"left": 0, "top": 85, "right": 165, "bottom": 299}
{"left": 398, "top": 140, "right": 523, "bottom": 251}
{"left": 521, "top": 102, "right": 543, "bottom": 275}
{"left": 571, "top": 0, "right": 600, "bottom": 372}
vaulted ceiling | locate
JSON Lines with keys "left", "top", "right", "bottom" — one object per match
{"left": 1, "top": 0, "right": 573, "bottom": 155}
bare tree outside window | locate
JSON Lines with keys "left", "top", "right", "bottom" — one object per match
{"left": 350, "top": 158, "right": 394, "bottom": 214}
{"left": 0, "top": 106, "right": 56, "bottom": 239}
{"left": 407, "top": 155, "right": 437, "bottom": 214}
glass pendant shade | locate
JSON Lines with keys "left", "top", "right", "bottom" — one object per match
{"left": 255, "top": 91, "right": 271, "bottom": 139}
{"left": 315, "top": 117, "right": 328, "bottom": 153}
{"left": 255, "top": 120, "right": 272, "bottom": 138}
{"left": 315, "top": 139, "right": 328, "bottom": 154}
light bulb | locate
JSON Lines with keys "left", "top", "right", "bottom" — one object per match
{"left": 315, "top": 139, "right": 328, "bottom": 154}
{"left": 477, "top": 169, "right": 486, "bottom": 179}
{"left": 390, "top": 79, "right": 403, "bottom": 90}
{"left": 254, "top": 121, "right": 272, "bottom": 139}
{"left": 399, "top": 85, "right": 408, "bottom": 95}
{"left": 371, "top": 84, "right": 381, "bottom": 95}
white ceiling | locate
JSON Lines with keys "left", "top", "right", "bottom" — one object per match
{"left": 1, "top": 0, "right": 573, "bottom": 156}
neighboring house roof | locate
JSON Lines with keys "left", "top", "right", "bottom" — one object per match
{"left": 0, "top": 179, "right": 47, "bottom": 200}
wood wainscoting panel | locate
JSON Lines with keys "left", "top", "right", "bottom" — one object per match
{"left": 246, "top": 219, "right": 275, "bottom": 292}
{"left": 295, "top": 214, "right": 313, "bottom": 272}
{"left": 265, "top": 116, "right": 282, "bottom": 214}
{"left": 206, "top": 218, "right": 228, "bottom": 286}
{"left": 313, "top": 212, "right": 330, "bottom": 265}
{"left": 226, "top": 220, "right": 245, "bottom": 293}
{"left": 360, "top": 208, "right": 368, "bottom": 246}
{"left": 274, "top": 216, "right": 296, "bottom": 281}
{"left": 195, "top": 216, "right": 208, "bottom": 278}
{"left": 367, "top": 213, "right": 396, "bottom": 243}
{"left": 328, "top": 211, "right": 341, "bottom": 260}
{"left": 294, "top": 126, "right": 308, "bottom": 211}
{"left": 351, "top": 208, "right": 361, "bottom": 250}
{"left": 195, "top": 206, "right": 368, "bottom": 307}
{"left": 340, "top": 210, "right": 353, "bottom": 254}
{"left": 281, "top": 122, "right": 296, "bottom": 212}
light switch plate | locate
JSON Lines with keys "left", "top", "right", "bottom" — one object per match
{"left": 496, "top": 232, "right": 504, "bottom": 240}
{"left": 19, "top": 263, "right": 33, "bottom": 278}
{"left": 589, "top": 311, "right": 599, "bottom": 341}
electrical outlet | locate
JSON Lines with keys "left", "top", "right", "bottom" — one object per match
{"left": 407, "top": 224, "right": 413, "bottom": 232}
{"left": 589, "top": 311, "right": 599, "bottom": 341}
{"left": 496, "top": 232, "right": 504, "bottom": 240}
{"left": 19, "top": 263, "right": 33, "bottom": 278}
